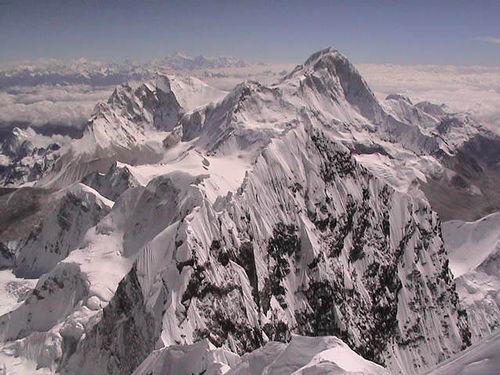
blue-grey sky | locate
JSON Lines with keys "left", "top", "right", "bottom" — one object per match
{"left": 1, "top": 0, "right": 499, "bottom": 65}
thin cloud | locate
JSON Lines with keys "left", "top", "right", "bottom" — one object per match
{"left": 0, "top": 85, "right": 112, "bottom": 127}
{"left": 473, "top": 37, "right": 500, "bottom": 44}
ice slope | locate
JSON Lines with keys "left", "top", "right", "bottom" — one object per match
{"left": 240, "top": 335, "right": 390, "bottom": 375}
{"left": 0, "top": 48, "right": 481, "bottom": 375}
{"left": 132, "top": 339, "right": 240, "bottom": 375}
{"left": 423, "top": 329, "right": 500, "bottom": 375}
{"left": 443, "top": 213, "right": 500, "bottom": 279}
{"left": 443, "top": 213, "right": 500, "bottom": 342}
{"left": 166, "top": 75, "right": 228, "bottom": 111}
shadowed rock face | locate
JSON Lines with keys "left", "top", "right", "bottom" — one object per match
{"left": 81, "top": 162, "right": 139, "bottom": 201}
{"left": 0, "top": 241, "right": 15, "bottom": 268}
{"left": 14, "top": 185, "right": 112, "bottom": 278}
{"left": 0, "top": 127, "right": 66, "bottom": 186}
{"left": 0, "top": 187, "right": 54, "bottom": 242}
{"left": 62, "top": 265, "right": 167, "bottom": 375}
{"left": 423, "top": 135, "right": 500, "bottom": 221}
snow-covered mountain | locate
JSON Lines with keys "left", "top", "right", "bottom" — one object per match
{"left": 0, "top": 58, "right": 151, "bottom": 89}
{"left": 1, "top": 47, "right": 499, "bottom": 375}
{"left": 0, "top": 54, "right": 249, "bottom": 89}
{"left": 0, "top": 127, "right": 69, "bottom": 186}
{"left": 151, "top": 52, "right": 249, "bottom": 70}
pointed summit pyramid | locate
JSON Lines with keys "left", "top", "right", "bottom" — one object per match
{"left": 282, "top": 47, "right": 383, "bottom": 124}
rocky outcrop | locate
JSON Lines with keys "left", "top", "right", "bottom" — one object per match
{"left": 14, "top": 184, "right": 112, "bottom": 278}
{"left": 81, "top": 162, "right": 139, "bottom": 201}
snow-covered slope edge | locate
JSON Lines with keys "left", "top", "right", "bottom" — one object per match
{"left": 423, "top": 329, "right": 500, "bottom": 375}
{"left": 443, "top": 212, "right": 500, "bottom": 342}
{"left": 132, "top": 335, "right": 391, "bottom": 375}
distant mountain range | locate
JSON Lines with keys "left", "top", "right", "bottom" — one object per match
{"left": 0, "top": 53, "right": 251, "bottom": 89}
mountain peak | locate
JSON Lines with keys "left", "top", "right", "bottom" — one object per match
{"left": 283, "top": 47, "right": 382, "bottom": 123}
{"left": 303, "top": 47, "right": 354, "bottom": 77}
{"left": 284, "top": 47, "right": 358, "bottom": 82}
{"left": 303, "top": 46, "right": 343, "bottom": 66}
{"left": 386, "top": 93, "right": 413, "bottom": 104}
{"left": 170, "top": 51, "right": 190, "bottom": 59}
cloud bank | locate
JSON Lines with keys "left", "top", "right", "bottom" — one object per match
{"left": 0, "top": 85, "right": 112, "bottom": 128}
{"left": 357, "top": 63, "right": 500, "bottom": 134}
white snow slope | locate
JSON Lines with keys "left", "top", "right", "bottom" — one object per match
{"left": 443, "top": 213, "right": 500, "bottom": 279}
{"left": 443, "top": 212, "right": 500, "bottom": 342}
{"left": 423, "top": 329, "right": 500, "bottom": 375}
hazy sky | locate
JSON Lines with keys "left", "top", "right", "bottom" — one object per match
{"left": 1, "top": 0, "right": 499, "bottom": 65}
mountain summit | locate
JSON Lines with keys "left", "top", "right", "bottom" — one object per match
{"left": 282, "top": 47, "right": 383, "bottom": 124}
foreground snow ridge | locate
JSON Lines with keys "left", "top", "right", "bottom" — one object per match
{"left": 133, "top": 335, "right": 391, "bottom": 375}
